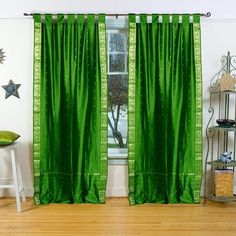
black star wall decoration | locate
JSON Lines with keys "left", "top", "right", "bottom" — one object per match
{"left": 2, "top": 80, "right": 21, "bottom": 99}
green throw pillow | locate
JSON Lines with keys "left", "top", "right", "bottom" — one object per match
{"left": 0, "top": 131, "right": 20, "bottom": 146}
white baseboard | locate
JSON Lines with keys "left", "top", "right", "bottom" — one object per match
{"left": 23, "top": 187, "right": 34, "bottom": 197}
{"left": 0, "top": 187, "right": 34, "bottom": 197}
{"left": 106, "top": 187, "right": 128, "bottom": 197}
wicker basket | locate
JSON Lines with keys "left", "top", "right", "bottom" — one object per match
{"left": 214, "top": 170, "right": 234, "bottom": 197}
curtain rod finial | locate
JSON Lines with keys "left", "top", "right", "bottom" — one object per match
{"left": 205, "top": 12, "right": 211, "bottom": 17}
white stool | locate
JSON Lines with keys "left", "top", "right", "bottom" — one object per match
{"left": 0, "top": 143, "right": 26, "bottom": 212}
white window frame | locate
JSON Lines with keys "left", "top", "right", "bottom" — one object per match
{"left": 107, "top": 29, "right": 128, "bottom": 76}
{"left": 106, "top": 23, "right": 128, "bottom": 165}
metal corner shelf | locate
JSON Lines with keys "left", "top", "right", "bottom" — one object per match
{"left": 209, "top": 90, "right": 236, "bottom": 95}
{"left": 207, "top": 160, "right": 236, "bottom": 168}
{"left": 208, "top": 194, "right": 236, "bottom": 203}
{"left": 208, "top": 126, "right": 236, "bottom": 132}
{"left": 204, "top": 51, "right": 236, "bottom": 204}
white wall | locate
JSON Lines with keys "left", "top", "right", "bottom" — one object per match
{"left": 107, "top": 165, "right": 128, "bottom": 197}
{"left": 0, "top": 0, "right": 234, "bottom": 19}
{"left": 1, "top": 1, "right": 236, "bottom": 197}
{"left": 0, "top": 19, "right": 34, "bottom": 196}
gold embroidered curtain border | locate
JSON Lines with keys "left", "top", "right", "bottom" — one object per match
{"left": 98, "top": 15, "right": 108, "bottom": 203}
{"left": 33, "top": 14, "right": 41, "bottom": 205}
{"left": 193, "top": 16, "right": 203, "bottom": 203}
{"left": 127, "top": 14, "right": 136, "bottom": 205}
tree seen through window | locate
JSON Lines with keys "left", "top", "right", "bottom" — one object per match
{"left": 107, "top": 31, "right": 128, "bottom": 149}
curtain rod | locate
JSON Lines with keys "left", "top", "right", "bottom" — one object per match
{"left": 23, "top": 12, "right": 211, "bottom": 18}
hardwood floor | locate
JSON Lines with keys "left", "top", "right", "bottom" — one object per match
{"left": 1, "top": 197, "right": 236, "bottom": 236}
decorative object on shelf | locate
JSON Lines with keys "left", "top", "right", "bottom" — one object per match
{"left": 2, "top": 80, "right": 21, "bottom": 99}
{"left": 218, "top": 151, "right": 232, "bottom": 164}
{"left": 0, "top": 48, "right": 5, "bottom": 64}
{"left": 214, "top": 170, "right": 233, "bottom": 197}
{"left": 218, "top": 74, "right": 236, "bottom": 91}
{"left": 209, "top": 51, "right": 236, "bottom": 92}
{"left": 216, "top": 118, "right": 236, "bottom": 127}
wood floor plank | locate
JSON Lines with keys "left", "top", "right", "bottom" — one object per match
{"left": 0, "top": 197, "right": 236, "bottom": 236}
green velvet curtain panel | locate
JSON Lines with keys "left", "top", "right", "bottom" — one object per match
{"left": 33, "top": 14, "right": 108, "bottom": 204}
{"left": 128, "top": 14, "right": 202, "bottom": 204}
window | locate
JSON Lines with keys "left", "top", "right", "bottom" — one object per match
{"left": 107, "top": 22, "right": 128, "bottom": 164}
